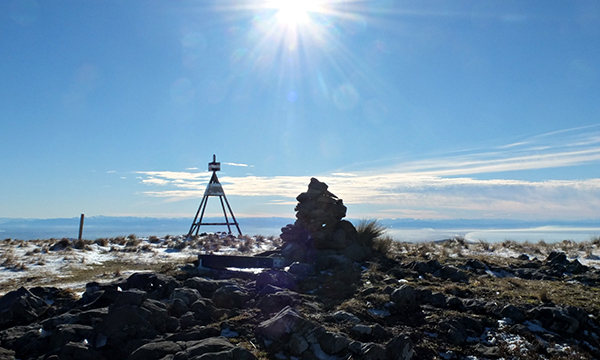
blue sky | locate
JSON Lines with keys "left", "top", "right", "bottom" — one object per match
{"left": 1, "top": 0, "right": 600, "bottom": 222}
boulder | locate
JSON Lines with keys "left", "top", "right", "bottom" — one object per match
{"left": 386, "top": 335, "right": 414, "bottom": 360}
{"left": 390, "top": 285, "right": 417, "bottom": 309}
{"left": 212, "top": 285, "right": 248, "bottom": 309}
{"left": 318, "top": 331, "right": 351, "bottom": 355}
{"left": 0, "top": 287, "right": 49, "bottom": 328}
{"left": 256, "top": 306, "right": 315, "bottom": 342}
{"left": 128, "top": 341, "right": 183, "bottom": 360}
{"left": 183, "top": 278, "right": 235, "bottom": 298}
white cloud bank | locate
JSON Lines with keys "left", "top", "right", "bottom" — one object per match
{"left": 135, "top": 126, "right": 600, "bottom": 220}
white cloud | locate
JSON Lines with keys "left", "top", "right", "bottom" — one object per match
{"left": 224, "top": 162, "right": 252, "bottom": 167}
{"left": 134, "top": 127, "right": 600, "bottom": 220}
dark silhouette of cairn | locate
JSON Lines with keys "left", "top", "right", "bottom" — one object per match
{"left": 280, "top": 178, "right": 366, "bottom": 263}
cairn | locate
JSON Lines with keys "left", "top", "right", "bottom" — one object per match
{"left": 280, "top": 178, "right": 369, "bottom": 263}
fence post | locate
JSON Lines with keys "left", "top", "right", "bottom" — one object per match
{"left": 78, "top": 214, "right": 85, "bottom": 240}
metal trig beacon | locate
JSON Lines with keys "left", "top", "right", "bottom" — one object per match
{"left": 187, "top": 154, "right": 242, "bottom": 237}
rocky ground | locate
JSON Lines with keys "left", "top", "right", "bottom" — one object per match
{"left": 2, "top": 237, "right": 600, "bottom": 359}
{"left": 3, "top": 178, "right": 600, "bottom": 359}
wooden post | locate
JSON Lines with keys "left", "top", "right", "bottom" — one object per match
{"left": 78, "top": 214, "right": 85, "bottom": 240}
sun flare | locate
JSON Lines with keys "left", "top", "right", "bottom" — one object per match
{"left": 270, "top": 0, "right": 320, "bottom": 26}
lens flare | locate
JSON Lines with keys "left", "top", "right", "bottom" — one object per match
{"left": 270, "top": 0, "right": 321, "bottom": 26}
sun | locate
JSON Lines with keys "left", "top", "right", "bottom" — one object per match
{"left": 269, "top": 0, "right": 320, "bottom": 26}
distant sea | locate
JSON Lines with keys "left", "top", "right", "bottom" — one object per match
{"left": 0, "top": 217, "right": 599, "bottom": 243}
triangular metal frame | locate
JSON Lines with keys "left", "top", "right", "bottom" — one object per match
{"left": 187, "top": 155, "right": 242, "bottom": 237}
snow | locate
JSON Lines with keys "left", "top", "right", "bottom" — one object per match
{"left": 0, "top": 234, "right": 280, "bottom": 296}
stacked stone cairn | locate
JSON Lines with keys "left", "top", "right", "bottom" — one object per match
{"left": 280, "top": 178, "right": 371, "bottom": 263}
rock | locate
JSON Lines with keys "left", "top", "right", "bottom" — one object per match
{"left": 190, "top": 299, "right": 217, "bottom": 322}
{"left": 287, "top": 262, "right": 315, "bottom": 278}
{"left": 190, "top": 347, "right": 257, "bottom": 360}
{"left": 433, "top": 265, "right": 469, "bottom": 282}
{"left": 257, "top": 291, "right": 297, "bottom": 314}
{"left": 169, "top": 298, "right": 189, "bottom": 318}
{"left": 390, "top": 285, "right": 417, "bottom": 309}
{"left": 289, "top": 333, "right": 309, "bottom": 356}
{"left": 0, "top": 347, "right": 15, "bottom": 360}
{"left": 566, "top": 259, "right": 587, "bottom": 274}
{"left": 171, "top": 288, "right": 203, "bottom": 307}
{"left": 127, "top": 341, "right": 183, "bottom": 360}
{"left": 212, "top": 285, "right": 248, "bottom": 309}
{"left": 176, "top": 336, "right": 234, "bottom": 359}
{"left": 256, "top": 306, "right": 314, "bottom": 342}
{"left": 48, "top": 324, "right": 95, "bottom": 350}
{"left": 446, "top": 296, "right": 464, "bottom": 310}
{"left": 142, "top": 299, "right": 169, "bottom": 333}
{"left": 386, "top": 335, "right": 414, "bottom": 360}
{"left": 500, "top": 304, "right": 526, "bottom": 324}
{"left": 440, "top": 320, "right": 467, "bottom": 346}
{"left": 546, "top": 251, "right": 569, "bottom": 266}
{"left": 113, "top": 289, "right": 148, "bottom": 308}
{"left": 0, "top": 287, "right": 49, "bottom": 328}
{"left": 360, "top": 342, "right": 387, "bottom": 360}
{"left": 328, "top": 310, "right": 361, "bottom": 324}
{"left": 125, "top": 273, "right": 179, "bottom": 300}
{"left": 350, "top": 324, "right": 372, "bottom": 338}
{"left": 95, "top": 304, "right": 158, "bottom": 346}
{"left": 256, "top": 270, "right": 297, "bottom": 291}
{"left": 164, "top": 326, "right": 221, "bottom": 342}
{"left": 0, "top": 348, "right": 16, "bottom": 360}
{"left": 465, "top": 259, "right": 488, "bottom": 270}
{"left": 318, "top": 331, "right": 351, "bottom": 354}
{"left": 183, "top": 278, "right": 235, "bottom": 298}
{"left": 409, "top": 261, "right": 431, "bottom": 275}
{"left": 58, "top": 341, "right": 103, "bottom": 360}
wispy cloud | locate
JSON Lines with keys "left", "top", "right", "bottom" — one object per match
{"left": 224, "top": 162, "right": 253, "bottom": 167}
{"left": 135, "top": 126, "right": 600, "bottom": 220}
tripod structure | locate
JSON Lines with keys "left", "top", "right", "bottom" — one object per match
{"left": 187, "top": 155, "right": 242, "bottom": 237}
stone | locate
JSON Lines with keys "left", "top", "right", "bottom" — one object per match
{"left": 289, "top": 334, "right": 309, "bottom": 356}
{"left": 212, "top": 285, "right": 248, "bottom": 309}
{"left": 191, "top": 347, "right": 256, "bottom": 360}
{"left": 164, "top": 326, "right": 221, "bottom": 342}
{"left": 170, "top": 298, "right": 189, "bottom": 318}
{"left": 546, "top": 251, "right": 569, "bottom": 266}
{"left": 287, "top": 262, "right": 315, "bottom": 278}
{"left": 58, "top": 341, "right": 103, "bottom": 360}
{"left": 178, "top": 336, "right": 234, "bottom": 358}
{"left": 433, "top": 265, "right": 469, "bottom": 282}
{"left": 171, "top": 288, "right": 202, "bottom": 307}
{"left": 257, "top": 291, "right": 297, "bottom": 314}
{"left": 0, "top": 287, "right": 49, "bottom": 328}
{"left": 256, "top": 270, "right": 297, "bottom": 291}
{"left": 500, "top": 304, "right": 526, "bottom": 323}
{"left": 113, "top": 289, "right": 148, "bottom": 308}
{"left": 190, "top": 299, "right": 217, "bottom": 322}
{"left": 0, "top": 347, "right": 15, "bottom": 360}
{"left": 390, "top": 285, "right": 417, "bottom": 309}
{"left": 386, "top": 335, "right": 414, "bottom": 360}
{"left": 48, "top": 324, "right": 95, "bottom": 350}
{"left": 328, "top": 310, "right": 361, "bottom": 324}
{"left": 361, "top": 343, "right": 387, "bottom": 360}
{"left": 350, "top": 324, "right": 372, "bottom": 338}
{"left": 318, "top": 331, "right": 351, "bottom": 354}
{"left": 125, "top": 273, "right": 179, "bottom": 300}
{"left": 95, "top": 304, "right": 158, "bottom": 345}
{"left": 183, "top": 278, "right": 235, "bottom": 298}
{"left": 256, "top": 306, "right": 314, "bottom": 342}
{"left": 440, "top": 320, "right": 467, "bottom": 345}
{"left": 127, "top": 341, "right": 183, "bottom": 360}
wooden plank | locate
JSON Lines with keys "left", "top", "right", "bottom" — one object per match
{"left": 199, "top": 254, "right": 285, "bottom": 269}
